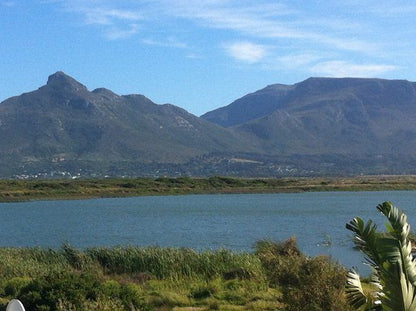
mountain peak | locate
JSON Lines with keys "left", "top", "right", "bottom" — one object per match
{"left": 46, "top": 71, "right": 87, "bottom": 92}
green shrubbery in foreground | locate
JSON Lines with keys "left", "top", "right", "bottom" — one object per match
{"left": 0, "top": 240, "right": 352, "bottom": 311}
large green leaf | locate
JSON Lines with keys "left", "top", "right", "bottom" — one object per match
{"left": 346, "top": 217, "right": 380, "bottom": 271}
{"left": 346, "top": 269, "right": 377, "bottom": 310}
{"left": 377, "top": 202, "right": 416, "bottom": 287}
{"left": 346, "top": 202, "right": 416, "bottom": 311}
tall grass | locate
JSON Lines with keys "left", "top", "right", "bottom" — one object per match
{"left": 0, "top": 240, "right": 352, "bottom": 310}
{"left": 86, "top": 246, "right": 264, "bottom": 281}
{"left": 0, "top": 248, "right": 68, "bottom": 279}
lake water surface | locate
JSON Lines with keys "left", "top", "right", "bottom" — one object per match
{"left": 1, "top": 191, "right": 416, "bottom": 273}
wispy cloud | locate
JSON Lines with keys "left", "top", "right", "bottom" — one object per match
{"left": 165, "top": 2, "right": 304, "bottom": 39}
{"left": 81, "top": 7, "right": 142, "bottom": 26}
{"left": 224, "top": 41, "right": 268, "bottom": 63}
{"left": 61, "top": 1, "right": 143, "bottom": 39}
{"left": 55, "top": 1, "right": 383, "bottom": 54}
{"left": 310, "top": 61, "right": 397, "bottom": 78}
{"left": 142, "top": 37, "right": 187, "bottom": 49}
{"left": 161, "top": 1, "right": 378, "bottom": 55}
{"left": 105, "top": 23, "right": 139, "bottom": 40}
{"left": 49, "top": 0, "right": 403, "bottom": 76}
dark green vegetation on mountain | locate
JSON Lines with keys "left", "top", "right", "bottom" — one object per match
{"left": 0, "top": 239, "right": 352, "bottom": 310}
{"left": 2, "top": 72, "right": 416, "bottom": 177}
{"left": 1, "top": 175, "right": 416, "bottom": 202}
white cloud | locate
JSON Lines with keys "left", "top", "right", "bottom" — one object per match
{"left": 142, "top": 37, "right": 187, "bottom": 49}
{"left": 310, "top": 61, "right": 397, "bottom": 77}
{"left": 81, "top": 7, "right": 141, "bottom": 25}
{"left": 224, "top": 41, "right": 268, "bottom": 63}
{"left": 160, "top": 1, "right": 377, "bottom": 55}
{"left": 166, "top": 2, "right": 303, "bottom": 39}
{"left": 51, "top": 0, "right": 405, "bottom": 65}
{"left": 105, "top": 23, "right": 139, "bottom": 40}
{"left": 59, "top": 1, "right": 143, "bottom": 39}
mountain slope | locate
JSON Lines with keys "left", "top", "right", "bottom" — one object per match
{"left": 202, "top": 77, "right": 416, "bottom": 157}
{"left": 3, "top": 73, "right": 416, "bottom": 178}
{"left": 0, "top": 72, "right": 251, "bottom": 177}
{"left": 201, "top": 83, "right": 294, "bottom": 127}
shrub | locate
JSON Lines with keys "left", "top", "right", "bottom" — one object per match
{"left": 18, "top": 271, "right": 99, "bottom": 311}
{"left": 256, "top": 237, "right": 353, "bottom": 311}
{"left": 4, "top": 277, "right": 32, "bottom": 297}
{"left": 255, "top": 237, "right": 305, "bottom": 288}
{"left": 282, "top": 255, "right": 352, "bottom": 311}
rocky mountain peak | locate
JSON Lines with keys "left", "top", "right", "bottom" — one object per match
{"left": 46, "top": 71, "right": 87, "bottom": 92}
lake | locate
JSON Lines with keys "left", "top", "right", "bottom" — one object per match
{"left": 0, "top": 190, "right": 415, "bottom": 273}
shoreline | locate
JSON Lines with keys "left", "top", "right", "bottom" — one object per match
{"left": 1, "top": 175, "right": 416, "bottom": 202}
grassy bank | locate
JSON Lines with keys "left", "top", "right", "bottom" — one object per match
{"left": 1, "top": 175, "right": 416, "bottom": 202}
{"left": 0, "top": 238, "right": 353, "bottom": 311}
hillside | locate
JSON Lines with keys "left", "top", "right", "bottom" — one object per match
{"left": 2, "top": 73, "right": 416, "bottom": 178}
{"left": 0, "top": 72, "right": 251, "bottom": 177}
{"left": 202, "top": 77, "right": 416, "bottom": 174}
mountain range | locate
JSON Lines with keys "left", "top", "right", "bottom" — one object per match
{"left": 1, "top": 72, "right": 416, "bottom": 178}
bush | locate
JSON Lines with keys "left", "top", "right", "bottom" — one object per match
{"left": 4, "top": 277, "right": 32, "bottom": 297}
{"left": 13, "top": 271, "right": 152, "bottom": 311}
{"left": 282, "top": 256, "right": 352, "bottom": 311}
{"left": 255, "top": 237, "right": 304, "bottom": 288}
{"left": 18, "top": 271, "right": 99, "bottom": 311}
{"left": 256, "top": 237, "right": 353, "bottom": 311}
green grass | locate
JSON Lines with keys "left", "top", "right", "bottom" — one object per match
{"left": 0, "top": 239, "right": 353, "bottom": 311}
{"left": 2, "top": 175, "right": 416, "bottom": 202}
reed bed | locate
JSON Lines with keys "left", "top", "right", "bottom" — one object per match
{"left": 0, "top": 240, "right": 352, "bottom": 311}
{"left": 86, "top": 246, "right": 263, "bottom": 280}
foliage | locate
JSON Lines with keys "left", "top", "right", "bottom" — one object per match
{"left": 0, "top": 241, "right": 353, "bottom": 310}
{"left": 255, "top": 237, "right": 353, "bottom": 311}
{"left": 346, "top": 201, "right": 416, "bottom": 311}
{"left": 86, "top": 246, "right": 263, "bottom": 281}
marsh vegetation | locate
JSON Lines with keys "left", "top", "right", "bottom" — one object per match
{"left": 0, "top": 238, "right": 352, "bottom": 311}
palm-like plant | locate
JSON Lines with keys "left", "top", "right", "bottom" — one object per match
{"left": 346, "top": 201, "right": 416, "bottom": 311}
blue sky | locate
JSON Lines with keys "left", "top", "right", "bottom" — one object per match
{"left": 1, "top": 0, "right": 415, "bottom": 116}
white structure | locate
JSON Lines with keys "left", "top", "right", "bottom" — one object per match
{"left": 6, "top": 299, "right": 25, "bottom": 311}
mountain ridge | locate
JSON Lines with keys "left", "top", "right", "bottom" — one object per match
{"left": 200, "top": 76, "right": 416, "bottom": 176}
{"left": 0, "top": 71, "right": 254, "bottom": 177}
{"left": 2, "top": 72, "right": 416, "bottom": 178}
{"left": 201, "top": 77, "right": 416, "bottom": 127}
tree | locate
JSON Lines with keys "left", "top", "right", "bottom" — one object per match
{"left": 345, "top": 201, "right": 416, "bottom": 310}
